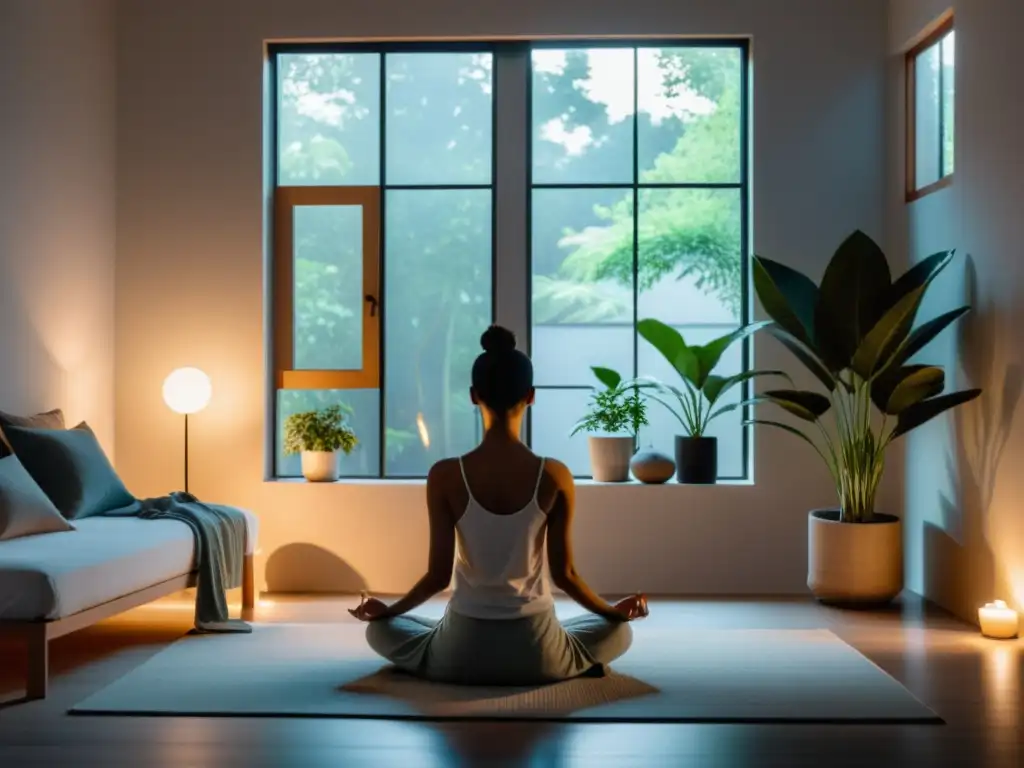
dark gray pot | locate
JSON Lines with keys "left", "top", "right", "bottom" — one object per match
{"left": 675, "top": 436, "right": 717, "bottom": 484}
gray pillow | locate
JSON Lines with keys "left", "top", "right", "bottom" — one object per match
{"left": 0, "top": 455, "right": 75, "bottom": 540}
{"left": 0, "top": 408, "right": 65, "bottom": 457}
{"left": 2, "top": 421, "right": 134, "bottom": 520}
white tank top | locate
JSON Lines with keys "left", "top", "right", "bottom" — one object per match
{"left": 448, "top": 456, "right": 555, "bottom": 620}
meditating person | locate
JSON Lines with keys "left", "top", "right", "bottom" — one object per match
{"left": 349, "top": 325, "right": 648, "bottom": 685}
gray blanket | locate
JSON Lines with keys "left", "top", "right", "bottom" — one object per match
{"left": 104, "top": 492, "right": 251, "bottom": 633}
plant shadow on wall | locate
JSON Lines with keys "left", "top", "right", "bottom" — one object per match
{"left": 265, "top": 543, "right": 368, "bottom": 594}
{"left": 924, "top": 256, "right": 1023, "bottom": 621}
{"left": 0, "top": 259, "right": 66, "bottom": 412}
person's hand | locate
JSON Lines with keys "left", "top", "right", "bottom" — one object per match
{"left": 613, "top": 593, "right": 649, "bottom": 621}
{"left": 348, "top": 594, "right": 390, "bottom": 622}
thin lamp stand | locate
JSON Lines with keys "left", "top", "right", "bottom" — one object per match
{"left": 184, "top": 413, "right": 189, "bottom": 495}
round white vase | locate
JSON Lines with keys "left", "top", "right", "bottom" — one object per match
{"left": 301, "top": 451, "right": 339, "bottom": 482}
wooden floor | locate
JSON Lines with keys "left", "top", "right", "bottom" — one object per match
{"left": 0, "top": 594, "right": 1021, "bottom": 767}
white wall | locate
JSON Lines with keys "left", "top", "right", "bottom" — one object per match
{"left": 0, "top": 0, "right": 117, "bottom": 453}
{"left": 889, "top": 0, "right": 1024, "bottom": 622}
{"left": 116, "top": 0, "right": 889, "bottom": 595}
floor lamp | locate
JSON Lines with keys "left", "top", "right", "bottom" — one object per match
{"left": 162, "top": 367, "right": 212, "bottom": 495}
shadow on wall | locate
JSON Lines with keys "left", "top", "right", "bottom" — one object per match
{"left": 0, "top": 259, "right": 65, "bottom": 414}
{"left": 925, "top": 257, "right": 1023, "bottom": 622}
{"left": 265, "top": 543, "right": 368, "bottom": 594}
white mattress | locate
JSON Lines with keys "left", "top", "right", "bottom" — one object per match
{"left": 0, "top": 509, "right": 259, "bottom": 621}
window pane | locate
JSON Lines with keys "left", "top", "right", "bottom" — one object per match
{"left": 277, "top": 53, "right": 380, "bottom": 186}
{"left": 384, "top": 189, "right": 492, "bottom": 476}
{"left": 941, "top": 31, "right": 955, "bottom": 176}
{"left": 638, "top": 47, "right": 742, "bottom": 183}
{"left": 292, "top": 205, "right": 364, "bottom": 371}
{"left": 637, "top": 188, "right": 742, "bottom": 326}
{"left": 276, "top": 389, "right": 380, "bottom": 477}
{"left": 386, "top": 53, "right": 493, "bottom": 186}
{"left": 531, "top": 187, "right": 634, "bottom": 386}
{"left": 533, "top": 325, "right": 633, "bottom": 388}
{"left": 637, "top": 326, "right": 744, "bottom": 478}
{"left": 531, "top": 48, "right": 635, "bottom": 184}
{"left": 530, "top": 388, "right": 593, "bottom": 476}
{"left": 914, "top": 42, "right": 941, "bottom": 189}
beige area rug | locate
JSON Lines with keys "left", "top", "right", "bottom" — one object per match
{"left": 71, "top": 624, "right": 941, "bottom": 723}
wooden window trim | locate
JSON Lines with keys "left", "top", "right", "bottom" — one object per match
{"left": 905, "top": 13, "right": 954, "bottom": 203}
{"left": 273, "top": 186, "right": 381, "bottom": 390}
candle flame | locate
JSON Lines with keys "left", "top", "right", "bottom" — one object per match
{"left": 416, "top": 413, "right": 430, "bottom": 448}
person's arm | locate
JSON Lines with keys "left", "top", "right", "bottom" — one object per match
{"left": 545, "top": 460, "right": 628, "bottom": 622}
{"left": 376, "top": 461, "right": 457, "bottom": 619}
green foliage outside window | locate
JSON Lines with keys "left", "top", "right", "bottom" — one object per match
{"left": 276, "top": 46, "right": 747, "bottom": 476}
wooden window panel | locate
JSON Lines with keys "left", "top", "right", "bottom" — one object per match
{"left": 273, "top": 185, "right": 381, "bottom": 389}
{"left": 905, "top": 13, "right": 954, "bottom": 203}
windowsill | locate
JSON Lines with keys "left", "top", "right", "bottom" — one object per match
{"left": 905, "top": 174, "right": 953, "bottom": 203}
{"left": 264, "top": 477, "right": 754, "bottom": 487}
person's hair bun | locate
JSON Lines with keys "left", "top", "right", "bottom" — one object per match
{"left": 480, "top": 325, "right": 517, "bottom": 354}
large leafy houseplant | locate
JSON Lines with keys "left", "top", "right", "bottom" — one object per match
{"left": 750, "top": 230, "right": 982, "bottom": 523}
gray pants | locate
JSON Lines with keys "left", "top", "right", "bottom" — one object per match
{"left": 366, "top": 607, "right": 633, "bottom": 686}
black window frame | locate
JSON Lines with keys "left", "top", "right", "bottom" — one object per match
{"left": 268, "top": 38, "right": 752, "bottom": 481}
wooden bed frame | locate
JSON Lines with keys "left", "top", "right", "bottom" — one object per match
{"left": 0, "top": 553, "right": 254, "bottom": 700}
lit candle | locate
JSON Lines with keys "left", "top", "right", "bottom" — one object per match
{"left": 979, "top": 600, "right": 1019, "bottom": 639}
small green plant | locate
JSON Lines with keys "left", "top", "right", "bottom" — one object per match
{"left": 571, "top": 367, "right": 649, "bottom": 438}
{"left": 283, "top": 405, "right": 358, "bottom": 455}
{"left": 635, "top": 318, "right": 784, "bottom": 437}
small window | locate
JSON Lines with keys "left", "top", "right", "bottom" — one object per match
{"left": 273, "top": 186, "right": 381, "bottom": 391}
{"left": 906, "top": 16, "right": 954, "bottom": 201}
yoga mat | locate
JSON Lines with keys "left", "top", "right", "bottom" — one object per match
{"left": 71, "top": 624, "right": 941, "bottom": 723}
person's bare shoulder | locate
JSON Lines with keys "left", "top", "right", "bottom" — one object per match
{"left": 539, "top": 457, "right": 575, "bottom": 502}
{"left": 426, "top": 458, "right": 464, "bottom": 520}
{"left": 427, "top": 457, "right": 461, "bottom": 488}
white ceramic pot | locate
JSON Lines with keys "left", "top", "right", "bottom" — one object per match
{"left": 588, "top": 436, "right": 635, "bottom": 482}
{"left": 301, "top": 450, "right": 339, "bottom": 482}
{"left": 807, "top": 510, "right": 903, "bottom": 605}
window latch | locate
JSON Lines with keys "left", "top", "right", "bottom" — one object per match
{"left": 365, "top": 294, "right": 378, "bottom": 317}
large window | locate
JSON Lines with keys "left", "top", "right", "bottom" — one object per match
{"left": 906, "top": 16, "right": 955, "bottom": 201}
{"left": 270, "top": 41, "right": 750, "bottom": 480}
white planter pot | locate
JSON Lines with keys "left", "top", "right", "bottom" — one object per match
{"left": 807, "top": 510, "right": 903, "bottom": 605}
{"left": 301, "top": 451, "right": 339, "bottom": 482}
{"left": 588, "top": 436, "right": 635, "bottom": 482}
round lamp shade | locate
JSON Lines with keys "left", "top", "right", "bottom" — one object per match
{"left": 162, "top": 367, "right": 212, "bottom": 415}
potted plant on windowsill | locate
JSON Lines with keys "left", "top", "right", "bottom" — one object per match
{"left": 635, "top": 318, "right": 781, "bottom": 483}
{"left": 284, "top": 404, "right": 359, "bottom": 483}
{"left": 572, "top": 367, "right": 648, "bottom": 482}
{"left": 749, "top": 230, "right": 981, "bottom": 605}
